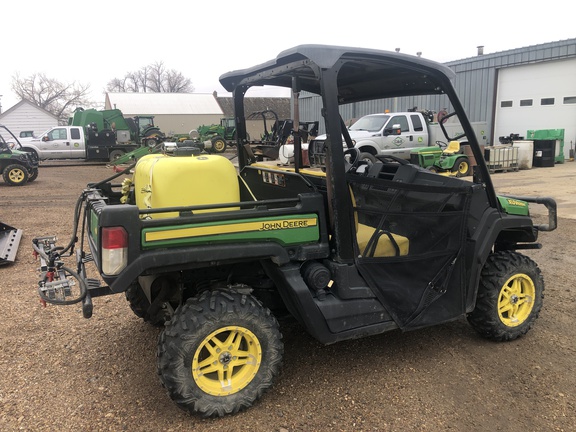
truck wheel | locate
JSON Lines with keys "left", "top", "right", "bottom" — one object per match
{"left": 28, "top": 168, "right": 39, "bottom": 182}
{"left": 157, "top": 289, "right": 283, "bottom": 417}
{"left": 125, "top": 282, "right": 167, "bottom": 326}
{"left": 211, "top": 137, "right": 227, "bottom": 153}
{"left": 454, "top": 158, "right": 470, "bottom": 177}
{"left": 3, "top": 164, "right": 30, "bottom": 186}
{"left": 359, "top": 152, "right": 377, "bottom": 164}
{"left": 109, "top": 150, "right": 125, "bottom": 162}
{"left": 468, "top": 251, "right": 543, "bottom": 341}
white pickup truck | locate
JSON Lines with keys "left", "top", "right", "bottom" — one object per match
{"left": 342, "top": 111, "right": 488, "bottom": 159}
{"left": 278, "top": 111, "right": 488, "bottom": 163}
{"left": 20, "top": 125, "right": 139, "bottom": 162}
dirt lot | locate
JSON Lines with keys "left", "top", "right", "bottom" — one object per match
{"left": 1, "top": 160, "right": 575, "bottom": 432}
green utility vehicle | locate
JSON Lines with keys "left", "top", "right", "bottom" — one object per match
{"left": 0, "top": 124, "right": 39, "bottom": 185}
{"left": 33, "top": 45, "right": 557, "bottom": 418}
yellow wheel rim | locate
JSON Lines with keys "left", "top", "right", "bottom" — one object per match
{"left": 458, "top": 161, "right": 469, "bottom": 175}
{"left": 192, "top": 326, "right": 261, "bottom": 396}
{"left": 498, "top": 273, "right": 535, "bottom": 327}
{"left": 214, "top": 140, "right": 226, "bottom": 152}
{"left": 9, "top": 168, "right": 26, "bottom": 183}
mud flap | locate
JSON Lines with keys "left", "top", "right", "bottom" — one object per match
{"left": 0, "top": 222, "right": 23, "bottom": 265}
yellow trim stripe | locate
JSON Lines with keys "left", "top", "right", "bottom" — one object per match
{"left": 145, "top": 218, "right": 318, "bottom": 242}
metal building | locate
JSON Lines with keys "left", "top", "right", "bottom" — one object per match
{"left": 298, "top": 38, "right": 576, "bottom": 158}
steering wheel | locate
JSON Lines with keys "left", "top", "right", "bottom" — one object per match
{"left": 435, "top": 140, "right": 448, "bottom": 150}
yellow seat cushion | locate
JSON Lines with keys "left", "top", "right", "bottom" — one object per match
{"left": 443, "top": 141, "right": 461, "bottom": 155}
{"left": 356, "top": 223, "right": 409, "bottom": 257}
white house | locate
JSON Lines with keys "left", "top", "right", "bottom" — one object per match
{"left": 0, "top": 100, "right": 59, "bottom": 138}
{"left": 105, "top": 92, "right": 224, "bottom": 135}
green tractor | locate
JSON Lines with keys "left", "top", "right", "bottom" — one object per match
{"left": 410, "top": 140, "right": 470, "bottom": 177}
{"left": 191, "top": 117, "right": 237, "bottom": 153}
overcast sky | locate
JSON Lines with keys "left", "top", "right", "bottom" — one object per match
{"left": 2, "top": 0, "right": 574, "bottom": 112}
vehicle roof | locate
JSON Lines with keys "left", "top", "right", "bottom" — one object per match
{"left": 219, "top": 44, "right": 456, "bottom": 104}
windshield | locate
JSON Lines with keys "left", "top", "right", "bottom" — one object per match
{"left": 349, "top": 114, "right": 390, "bottom": 132}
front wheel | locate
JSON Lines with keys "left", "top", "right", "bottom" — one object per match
{"left": 468, "top": 251, "right": 544, "bottom": 341}
{"left": 3, "top": 164, "right": 30, "bottom": 185}
{"left": 157, "top": 289, "right": 283, "bottom": 417}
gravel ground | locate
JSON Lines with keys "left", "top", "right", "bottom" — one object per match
{"left": 1, "top": 160, "right": 575, "bottom": 431}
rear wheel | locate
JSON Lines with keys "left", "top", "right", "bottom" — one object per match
{"left": 211, "top": 136, "right": 227, "bottom": 153}
{"left": 28, "top": 168, "right": 39, "bottom": 182}
{"left": 3, "top": 164, "right": 29, "bottom": 185}
{"left": 468, "top": 251, "right": 543, "bottom": 341}
{"left": 454, "top": 158, "right": 470, "bottom": 177}
{"left": 109, "top": 149, "right": 125, "bottom": 162}
{"left": 125, "top": 282, "right": 167, "bottom": 326}
{"left": 157, "top": 289, "right": 283, "bottom": 417}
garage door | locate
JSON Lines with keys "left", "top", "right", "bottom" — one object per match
{"left": 494, "top": 58, "right": 576, "bottom": 159}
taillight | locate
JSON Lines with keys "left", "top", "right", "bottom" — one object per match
{"left": 101, "top": 226, "right": 128, "bottom": 275}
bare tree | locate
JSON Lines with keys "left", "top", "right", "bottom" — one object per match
{"left": 107, "top": 61, "right": 194, "bottom": 94}
{"left": 11, "top": 73, "right": 92, "bottom": 124}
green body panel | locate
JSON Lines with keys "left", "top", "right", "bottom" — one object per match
{"left": 90, "top": 210, "right": 99, "bottom": 249}
{"left": 69, "top": 109, "right": 130, "bottom": 131}
{"left": 497, "top": 196, "right": 530, "bottom": 216}
{"left": 438, "top": 154, "right": 464, "bottom": 170}
{"left": 141, "top": 214, "right": 320, "bottom": 249}
{"left": 0, "top": 148, "right": 26, "bottom": 160}
{"left": 410, "top": 146, "right": 465, "bottom": 171}
{"left": 410, "top": 146, "right": 442, "bottom": 168}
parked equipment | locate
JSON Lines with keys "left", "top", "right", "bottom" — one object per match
{"left": 410, "top": 140, "right": 470, "bottom": 177}
{"left": 0, "top": 221, "right": 22, "bottom": 265}
{"left": 0, "top": 125, "right": 39, "bottom": 185}
{"left": 69, "top": 108, "right": 165, "bottom": 147}
{"left": 32, "top": 45, "right": 557, "bottom": 418}
{"left": 16, "top": 108, "right": 165, "bottom": 163}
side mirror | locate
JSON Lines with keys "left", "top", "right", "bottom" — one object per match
{"left": 383, "top": 124, "right": 402, "bottom": 136}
